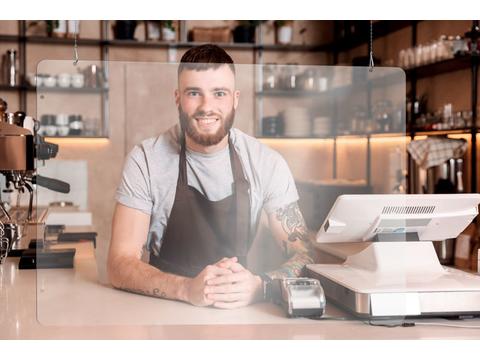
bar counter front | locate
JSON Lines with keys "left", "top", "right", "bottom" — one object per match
{"left": 1, "top": 241, "right": 480, "bottom": 340}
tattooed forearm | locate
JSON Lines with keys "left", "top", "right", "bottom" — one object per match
{"left": 269, "top": 201, "right": 316, "bottom": 279}
{"left": 270, "top": 251, "right": 315, "bottom": 277}
{"left": 275, "top": 202, "right": 309, "bottom": 243}
{"left": 120, "top": 286, "right": 167, "bottom": 299}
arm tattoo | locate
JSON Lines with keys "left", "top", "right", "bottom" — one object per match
{"left": 119, "top": 286, "right": 167, "bottom": 299}
{"left": 275, "top": 202, "right": 309, "bottom": 242}
{"left": 269, "top": 202, "right": 316, "bottom": 278}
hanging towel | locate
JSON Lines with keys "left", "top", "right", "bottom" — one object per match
{"left": 407, "top": 136, "right": 467, "bottom": 169}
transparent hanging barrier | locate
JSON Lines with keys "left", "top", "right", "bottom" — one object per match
{"left": 28, "top": 60, "right": 416, "bottom": 327}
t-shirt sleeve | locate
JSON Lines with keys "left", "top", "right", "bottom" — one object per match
{"left": 262, "top": 152, "right": 299, "bottom": 214}
{"left": 115, "top": 146, "right": 153, "bottom": 215}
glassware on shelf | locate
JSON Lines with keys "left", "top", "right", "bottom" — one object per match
{"left": 263, "top": 63, "right": 278, "bottom": 90}
{"left": 261, "top": 116, "right": 284, "bottom": 137}
{"left": 446, "top": 36, "right": 455, "bottom": 58}
{"left": 397, "top": 32, "right": 467, "bottom": 70}
{"left": 452, "top": 35, "right": 468, "bottom": 55}
{"left": 392, "top": 104, "right": 405, "bottom": 132}
{"left": 428, "top": 41, "right": 438, "bottom": 64}
{"left": 281, "top": 63, "right": 299, "bottom": 90}
{"left": 300, "top": 68, "right": 316, "bottom": 91}
{"left": 436, "top": 35, "right": 449, "bottom": 61}
{"left": 373, "top": 100, "right": 394, "bottom": 132}
{"left": 315, "top": 69, "right": 329, "bottom": 92}
{"left": 397, "top": 49, "right": 406, "bottom": 68}
{"left": 350, "top": 105, "right": 367, "bottom": 134}
{"left": 5, "top": 49, "right": 18, "bottom": 87}
{"left": 404, "top": 48, "right": 415, "bottom": 69}
{"left": 443, "top": 103, "right": 454, "bottom": 129}
{"left": 462, "top": 110, "right": 473, "bottom": 128}
{"left": 421, "top": 42, "right": 431, "bottom": 65}
{"left": 68, "top": 114, "right": 83, "bottom": 135}
{"left": 454, "top": 111, "right": 466, "bottom": 129}
{"left": 83, "top": 117, "right": 99, "bottom": 136}
{"left": 415, "top": 44, "right": 424, "bottom": 67}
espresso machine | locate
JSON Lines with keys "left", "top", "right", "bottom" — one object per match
{"left": 0, "top": 97, "right": 74, "bottom": 268}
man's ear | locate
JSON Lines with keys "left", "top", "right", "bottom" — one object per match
{"left": 174, "top": 89, "right": 180, "bottom": 107}
{"left": 233, "top": 90, "right": 240, "bottom": 110}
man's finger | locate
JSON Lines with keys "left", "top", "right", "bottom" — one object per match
{"left": 204, "top": 282, "right": 246, "bottom": 295}
{"left": 216, "top": 257, "right": 238, "bottom": 268}
{"left": 213, "top": 301, "right": 248, "bottom": 309}
{"left": 203, "top": 265, "right": 233, "bottom": 281}
{"left": 207, "top": 292, "right": 247, "bottom": 302}
{"left": 206, "top": 271, "right": 247, "bottom": 285}
{"left": 214, "top": 257, "right": 229, "bottom": 265}
{"left": 225, "top": 261, "right": 245, "bottom": 273}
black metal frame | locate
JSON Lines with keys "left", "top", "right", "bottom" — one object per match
{"left": 330, "top": 20, "right": 479, "bottom": 194}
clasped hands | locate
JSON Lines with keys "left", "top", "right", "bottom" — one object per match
{"left": 185, "top": 257, "right": 263, "bottom": 309}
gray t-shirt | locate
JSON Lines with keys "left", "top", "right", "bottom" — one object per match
{"left": 115, "top": 124, "right": 299, "bottom": 255}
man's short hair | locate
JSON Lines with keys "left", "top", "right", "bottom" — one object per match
{"left": 178, "top": 44, "right": 235, "bottom": 76}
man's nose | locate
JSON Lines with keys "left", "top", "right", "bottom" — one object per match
{"left": 197, "top": 94, "right": 215, "bottom": 113}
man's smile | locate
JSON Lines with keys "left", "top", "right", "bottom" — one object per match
{"left": 194, "top": 117, "right": 220, "bottom": 130}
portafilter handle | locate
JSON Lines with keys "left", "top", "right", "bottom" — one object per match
{"left": 33, "top": 175, "right": 70, "bottom": 194}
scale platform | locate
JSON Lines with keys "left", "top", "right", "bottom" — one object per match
{"left": 305, "top": 242, "right": 480, "bottom": 319}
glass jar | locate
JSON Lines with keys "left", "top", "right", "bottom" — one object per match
{"left": 350, "top": 105, "right": 367, "bottom": 134}
{"left": 373, "top": 100, "right": 393, "bottom": 132}
{"left": 263, "top": 63, "right": 277, "bottom": 90}
{"left": 422, "top": 42, "right": 432, "bottom": 65}
{"left": 429, "top": 41, "right": 438, "bottom": 64}
{"left": 397, "top": 49, "right": 406, "bottom": 68}
{"left": 282, "top": 63, "right": 299, "bottom": 90}
{"left": 301, "top": 68, "right": 316, "bottom": 91}
{"left": 436, "top": 35, "right": 448, "bottom": 61}
{"left": 446, "top": 36, "right": 455, "bottom": 59}
{"left": 462, "top": 110, "right": 473, "bottom": 128}
{"left": 415, "top": 44, "right": 424, "bottom": 67}
{"left": 404, "top": 48, "right": 415, "bottom": 69}
{"left": 452, "top": 35, "right": 467, "bottom": 55}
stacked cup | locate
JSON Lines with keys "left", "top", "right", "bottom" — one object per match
{"left": 282, "top": 107, "right": 311, "bottom": 137}
{"left": 312, "top": 116, "right": 331, "bottom": 137}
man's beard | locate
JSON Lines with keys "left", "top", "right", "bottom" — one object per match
{"left": 179, "top": 106, "right": 235, "bottom": 146}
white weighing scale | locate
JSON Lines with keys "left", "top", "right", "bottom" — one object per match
{"left": 305, "top": 194, "right": 480, "bottom": 319}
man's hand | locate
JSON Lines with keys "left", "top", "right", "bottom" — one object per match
{"left": 204, "top": 258, "right": 263, "bottom": 309}
{"left": 183, "top": 258, "right": 237, "bottom": 307}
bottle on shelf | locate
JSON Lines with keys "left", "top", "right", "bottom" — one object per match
{"left": 3, "top": 49, "right": 18, "bottom": 87}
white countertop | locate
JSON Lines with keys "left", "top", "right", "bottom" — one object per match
{"left": 1, "top": 241, "right": 480, "bottom": 339}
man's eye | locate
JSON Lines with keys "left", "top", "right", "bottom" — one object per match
{"left": 215, "top": 91, "right": 226, "bottom": 97}
{"left": 188, "top": 91, "right": 200, "bottom": 96}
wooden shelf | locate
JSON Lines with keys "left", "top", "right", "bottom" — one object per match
{"left": 45, "top": 135, "right": 108, "bottom": 139}
{"left": 0, "top": 35, "right": 21, "bottom": 43}
{"left": 106, "top": 39, "right": 174, "bottom": 49}
{"left": 0, "top": 84, "right": 107, "bottom": 94}
{"left": 405, "top": 55, "right": 472, "bottom": 80}
{"left": 106, "top": 40, "right": 329, "bottom": 52}
{"left": 256, "top": 89, "right": 330, "bottom": 97}
{"left": 33, "top": 86, "right": 108, "bottom": 94}
{"left": 258, "top": 128, "right": 476, "bottom": 140}
{"left": 24, "top": 36, "right": 103, "bottom": 46}
{"left": 412, "top": 128, "right": 473, "bottom": 137}
{"left": 177, "top": 41, "right": 257, "bottom": 50}
{"left": 258, "top": 43, "right": 332, "bottom": 52}
{"left": 0, "top": 84, "right": 24, "bottom": 91}
{"left": 256, "top": 71, "right": 404, "bottom": 98}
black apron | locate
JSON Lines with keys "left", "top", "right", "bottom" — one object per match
{"left": 149, "top": 135, "right": 251, "bottom": 278}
